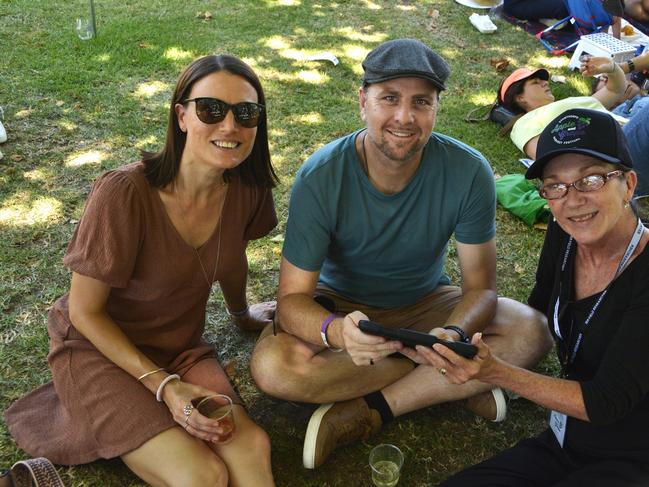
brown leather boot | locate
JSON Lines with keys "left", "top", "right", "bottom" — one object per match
{"left": 0, "top": 470, "right": 14, "bottom": 487}
{"left": 303, "top": 398, "right": 382, "bottom": 469}
{"left": 464, "top": 387, "right": 507, "bottom": 422}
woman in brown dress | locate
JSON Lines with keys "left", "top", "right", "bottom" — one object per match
{"left": 6, "top": 55, "right": 278, "bottom": 486}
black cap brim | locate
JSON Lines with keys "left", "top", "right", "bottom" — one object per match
{"left": 525, "top": 148, "right": 626, "bottom": 179}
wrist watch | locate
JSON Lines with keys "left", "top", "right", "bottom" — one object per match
{"left": 627, "top": 59, "right": 636, "bottom": 73}
{"left": 443, "top": 325, "right": 470, "bottom": 343}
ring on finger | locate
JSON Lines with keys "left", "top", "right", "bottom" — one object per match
{"left": 183, "top": 404, "right": 194, "bottom": 417}
{"left": 184, "top": 416, "right": 190, "bottom": 429}
{"left": 439, "top": 367, "right": 447, "bottom": 375}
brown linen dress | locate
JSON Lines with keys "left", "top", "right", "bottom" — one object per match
{"left": 5, "top": 162, "right": 277, "bottom": 465}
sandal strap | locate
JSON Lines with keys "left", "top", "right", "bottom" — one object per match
{"left": 10, "top": 458, "right": 64, "bottom": 487}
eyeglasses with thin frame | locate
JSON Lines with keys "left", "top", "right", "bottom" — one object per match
{"left": 539, "top": 170, "right": 624, "bottom": 200}
{"left": 182, "top": 97, "right": 265, "bottom": 128}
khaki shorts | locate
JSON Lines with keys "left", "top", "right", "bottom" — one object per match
{"left": 312, "top": 284, "right": 462, "bottom": 333}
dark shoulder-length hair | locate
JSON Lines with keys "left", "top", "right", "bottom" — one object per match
{"left": 142, "top": 54, "right": 278, "bottom": 188}
{"left": 498, "top": 77, "right": 528, "bottom": 115}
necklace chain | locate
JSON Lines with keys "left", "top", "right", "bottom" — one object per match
{"left": 361, "top": 130, "right": 369, "bottom": 176}
{"left": 174, "top": 182, "right": 226, "bottom": 289}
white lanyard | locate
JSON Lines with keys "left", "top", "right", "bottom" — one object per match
{"left": 552, "top": 219, "right": 644, "bottom": 368}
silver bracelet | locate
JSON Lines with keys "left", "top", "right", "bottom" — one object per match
{"left": 227, "top": 304, "right": 249, "bottom": 317}
{"left": 155, "top": 374, "right": 180, "bottom": 402}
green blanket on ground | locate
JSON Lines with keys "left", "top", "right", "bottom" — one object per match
{"left": 496, "top": 174, "right": 550, "bottom": 226}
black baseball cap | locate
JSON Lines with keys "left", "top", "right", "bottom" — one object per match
{"left": 362, "top": 39, "right": 450, "bottom": 92}
{"left": 525, "top": 108, "right": 634, "bottom": 179}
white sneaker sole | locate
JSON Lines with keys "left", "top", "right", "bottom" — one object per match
{"left": 492, "top": 387, "right": 507, "bottom": 422}
{"left": 302, "top": 403, "right": 334, "bottom": 469}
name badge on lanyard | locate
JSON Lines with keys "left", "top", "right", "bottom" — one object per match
{"left": 549, "top": 219, "right": 644, "bottom": 448}
{"left": 550, "top": 410, "right": 567, "bottom": 447}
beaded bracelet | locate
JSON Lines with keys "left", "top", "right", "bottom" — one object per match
{"left": 156, "top": 374, "right": 180, "bottom": 402}
{"left": 137, "top": 367, "right": 165, "bottom": 382}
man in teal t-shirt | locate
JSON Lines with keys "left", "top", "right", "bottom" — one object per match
{"left": 251, "top": 39, "right": 552, "bottom": 470}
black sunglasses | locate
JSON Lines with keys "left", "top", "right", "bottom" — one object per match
{"left": 182, "top": 97, "right": 265, "bottom": 128}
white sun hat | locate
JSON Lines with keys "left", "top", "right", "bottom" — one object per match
{"left": 0, "top": 107, "right": 6, "bottom": 144}
{"left": 455, "top": 0, "right": 503, "bottom": 8}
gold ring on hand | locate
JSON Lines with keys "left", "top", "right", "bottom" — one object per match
{"left": 439, "top": 367, "right": 447, "bottom": 375}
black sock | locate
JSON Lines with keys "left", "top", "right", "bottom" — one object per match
{"left": 363, "top": 391, "right": 394, "bottom": 424}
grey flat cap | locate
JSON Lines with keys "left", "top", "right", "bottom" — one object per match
{"left": 362, "top": 39, "right": 450, "bottom": 91}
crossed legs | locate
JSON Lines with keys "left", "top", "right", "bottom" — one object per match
{"left": 251, "top": 288, "right": 551, "bottom": 412}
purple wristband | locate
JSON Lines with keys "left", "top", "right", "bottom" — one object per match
{"left": 320, "top": 313, "right": 343, "bottom": 352}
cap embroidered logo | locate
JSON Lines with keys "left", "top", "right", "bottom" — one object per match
{"left": 550, "top": 114, "right": 592, "bottom": 145}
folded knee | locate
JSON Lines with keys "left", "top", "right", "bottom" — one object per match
{"left": 246, "top": 423, "right": 272, "bottom": 457}
{"left": 526, "top": 308, "right": 553, "bottom": 351}
{"left": 251, "top": 340, "right": 309, "bottom": 398}
{"left": 516, "top": 305, "right": 553, "bottom": 358}
{"left": 171, "top": 455, "right": 228, "bottom": 487}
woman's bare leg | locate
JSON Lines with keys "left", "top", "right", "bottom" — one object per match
{"left": 210, "top": 405, "right": 275, "bottom": 487}
{"left": 122, "top": 426, "right": 228, "bottom": 487}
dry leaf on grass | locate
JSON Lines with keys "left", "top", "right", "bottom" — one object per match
{"left": 224, "top": 359, "right": 237, "bottom": 379}
{"left": 425, "top": 8, "right": 439, "bottom": 30}
{"left": 10, "top": 154, "right": 24, "bottom": 162}
{"left": 514, "top": 263, "right": 525, "bottom": 275}
{"left": 490, "top": 58, "right": 509, "bottom": 72}
{"left": 196, "top": 11, "right": 212, "bottom": 20}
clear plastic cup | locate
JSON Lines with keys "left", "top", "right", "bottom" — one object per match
{"left": 75, "top": 18, "right": 94, "bottom": 40}
{"left": 369, "top": 444, "right": 404, "bottom": 487}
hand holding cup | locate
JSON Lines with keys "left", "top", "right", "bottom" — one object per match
{"left": 194, "top": 394, "right": 236, "bottom": 443}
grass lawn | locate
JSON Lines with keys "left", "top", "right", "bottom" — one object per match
{"left": 1, "top": 0, "right": 591, "bottom": 485}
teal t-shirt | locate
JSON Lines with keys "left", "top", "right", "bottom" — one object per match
{"left": 283, "top": 130, "right": 496, "bottom": 308}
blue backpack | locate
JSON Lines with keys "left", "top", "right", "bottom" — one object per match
{"left": 537, "top": 0, "right": 614, "bottom": 54}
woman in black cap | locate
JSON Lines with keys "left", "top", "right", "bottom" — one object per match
{"left": 404, "top": 109, "right": 649, "bottom": 485}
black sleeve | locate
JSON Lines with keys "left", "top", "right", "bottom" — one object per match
{"left": 580, "top": 263, "right": 649, "bottom": 425}
{"left": 527, "top": 219, "right": 564, "bottom": 314}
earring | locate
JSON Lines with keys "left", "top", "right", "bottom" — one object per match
{"left": 624, "top": 201, "right": 630, "bottom": 209}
